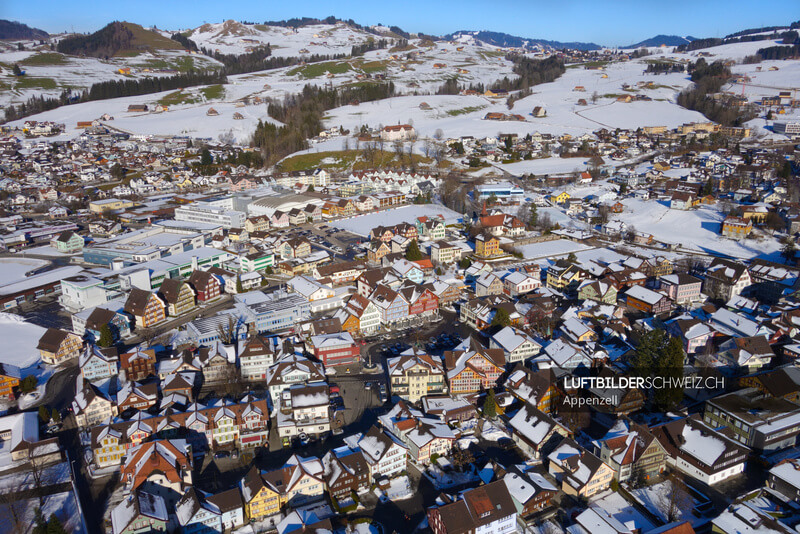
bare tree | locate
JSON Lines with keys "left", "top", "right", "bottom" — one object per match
{"left": 0, "top": 491, "right": 26, "bottom": 533}
{"left": 660, "top": 473, "right": 688, "bottom": 523}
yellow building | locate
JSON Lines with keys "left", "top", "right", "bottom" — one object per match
{"left": 89, "top": 198, "right": 135, "bottom": 214}
{"left": 240, "top": 466, "right": 282, "bottom": 520}
{"left": 93, "top": 426, "right": 125, "bottom": 467}
{"left": 475, "top": 234, "right": 501, "bottom": 258}
{"left": 721, "top": 216, "right": 752, "bottom": 240}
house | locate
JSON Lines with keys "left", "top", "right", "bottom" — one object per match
{"left": 665, "top": 317, "right": 713, "bottom": 355}
{"left": 489, "top": 326, "right": 541, "bottom": 363}
{"left": 187, "top": 270, "right": 222, "bottom": 302}
{"left": 704, "top": 258, "right": 752, "bottom": 301}
{"left": 659, "top": 273, "right": 703, "bottom": 304}
{"left": 651, "top": 415, "right": 748, "bottom": 485}
{"left": 117, "top": 381, "right": 158, "bottom": 412}
{"left": 50, "top": 231, "right": 83, "bottom": 253}
{"left": 381, "top": 124, "right": 416, "bottom": 142}
{"left": 715, "top": 336, "right": 774, "bottom": 372}
{"left": 37, "top": 328, "right": 82, "bottom": 365}
{"left": 369, "top": 284, "right": 409, "bottom": 326}
{"left": 322, "top": 448, "right": 371, "bottom": 499}
{"left": 444, "top": 341, "right": 505, "bottom": 395}
{"left": 624, "top": 285, "right": 672, "bottom": 314}
{"left": 239, "top": 336, "right": 278, "bottom": 382}
{"left": 768, "top": 458, "right": 800, "bottom": 504}
{"left": 72, "top": 377, "right": 117, "bottom": 427}
{"left": 712, "top": 504, "right": 795, "bottom": 534}
{"left": 722, "top": 216, "right": 752, "bottom": 240}
{"left": 79, "top": 344, "right": 118, "bottom": 382}
{"left": 475, "top": 233, "right": 502, "bottom": 258}
{"left": 111, "top": 491, "right": 169, "bottom": 534}
{"left": 276, "top": 382, "right": 332, "bottom": 439}
{"left": 502, "top": 470, "right": 558, "bottom": 518}
{"left": 124, "top": 288, "right": 166, "bottom": 329}
{"left": 704, "top": 388, "right": 800, "bottom": 452}
{"left": 427, "top": 480, "right": 518, "bottom": 534}
{"left": 387, "top": 351, "right": 447, "bottom": 402}
{"left": 120, "top": 439, "right": 193, "bottom": 506}
{"left": 343, "top": 425, "right": 408, "bottom": 479}
{"left": 531, "top": 106, "right": 546, "bottom": 117}
{"left": 475, "top": 272, "right": 504, "bottom": 297}
{"left": 577, "top": 280, "right": 617, "bottom": 304}
{"left": 240, "top": 465, "right": 282, "bottom": 522}
{"left": 334, "top": 293, "right": 381, "bottom": 337}
{"left": 595, "top": 421, "right": 667, "bottom": 482}
{"left": 422, "top": 396, "right": 478, "bottom": 424}
{"left": 120, "top": 347, "right": 157, "bottom": 382}
{"left": 505, "top": 366, "right": 561, "bottom": 413}
{"left": 0, "top": 368, "right": 19, "bottom": 400}
{"left": 176, "top": 487, "right": 222, "bottom": 534}
{"left": 207, "top": 488, "right": 245, "bottom": 531}
{"left": 547, "top": 439, "right": 614, "bottom": 498}
{"left": 307, "top": 332, "right": 360, "bottom": 367}
{"left": 502, "top": 271, "right": 541, "bottom": 297}
{"left": 157, "top": 278, "right": 196, "bottom": 317}
{"left": 84, "top": 307, "right": 130, "bottom": 345}
{"left": 507, "top": 403, "right": 570, "bottom": 459}
{"left": 546, "top": 261, "right": 589, "bottom": 297}
{"left": 262, "top": 454, "right": 325, "bottom": 508}
{"left": 430, "top": 241, "right": 463, "bottom": 264}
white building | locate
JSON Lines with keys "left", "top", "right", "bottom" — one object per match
{"left": 175, "top": 204, "right": 246, "bottom": 229}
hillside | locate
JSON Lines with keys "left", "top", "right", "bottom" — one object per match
{"left": 185, "top": 19, "right": 384, "bottom": 57}
{"left": 0, "top": 20, "right": 48, "bottom": 40}
{"left": 56, "top": 21, "right": 183, "bottom": 58}
{"left": 624, "top": 35, "right": 695, "bottom": 48}
{"left": 445, "top": 30, "right": 602, "bottom": 51}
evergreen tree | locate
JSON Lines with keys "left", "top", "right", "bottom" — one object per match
{"left": 566, "top": 252, "right": 578, "bottom": 264}
{"left": 405, "top": 239, "right": 423, "bottom": 261}
{"left": 12, "top": 63, "right": 22, "bottom": 76}
{"left": 33, "top": 508, "right": 47, "bottom": 534}
{"left": 97, "top": 323, "right": 114, "bottom": 347}
{"left": 491, "top": 307, "right": 511, "bottom": 328}
{"left": 701, "top": 178, "right": 714, "bottom": 196}
{"left": 38, "top": 405, "right": 50, "bottom": 423}
{"left": 200, "top": 148, "right": 213, "bottom": 166}
{"left": 529, "top": 203, "right": 538, "bottom": 226}
{"left": 459, "top": 257, "right": 472, "bottom": 269}
{"left": 51, "top": 408, "right": 61, "bottom": 423}
{"left": 19, "top": 375, "right": 37, "bottom": 393}
{"left": 483, "top": 390, "right": 497, "bottom": 418}
{"left": 653, "top": 336, "right": 686, "bottom": 412}
{"left": 46, "top": 515, "right": 68, "bottom": 534}
{"left": 236, "top": 274, "right": 244, "bottom": 293}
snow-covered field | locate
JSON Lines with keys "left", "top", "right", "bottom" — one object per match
{"left": 329, "top": 204, "right": 463, "bottom": 236}
{"left": 613, "top": 198, "right": 782, "bottom": 259}
{"left": 515, "top": 239, "right": 594, "bottom": 260}
{"left": 629, "top": 481, "right": 696, "bottom": 524}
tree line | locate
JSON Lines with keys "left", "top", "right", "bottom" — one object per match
{"left": 676, "top": 58, "right": 755, "bottom": 127}
{"left": 251, "top": 82, "right": 396, "bottom": 165}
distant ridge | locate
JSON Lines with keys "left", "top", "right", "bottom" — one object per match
{"left": 56, "top": 21, "right": 182, "bottom": 58}
{"left": 623, "top": 34, "right": 695, "bottom": 49}
{"left": 444, "top": 30, "right": 602, "bottom": 51}
{"left": 0, "top": 20, "right": 48, "bottom": 40}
